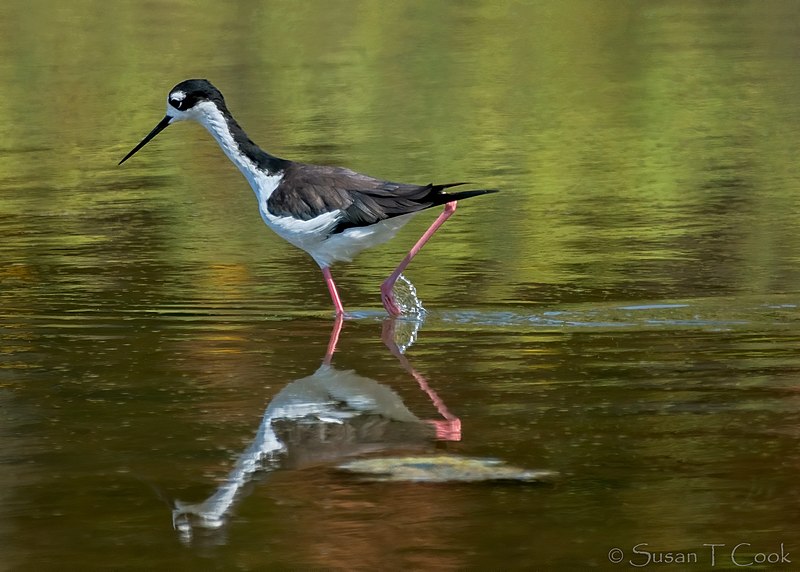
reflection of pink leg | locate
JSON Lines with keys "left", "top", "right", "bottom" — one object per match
{"left": 323, "top": 314, "right": 344, "bottom": 366}
{"left": 381, "top": 319, "right": 462, "bottom": 441}
{"left": 322, "top": 266, "right": 345, "bottom": 317}
{"left": 412, "top": 372, "right": 462, "bottom": 441}
{"left": 381, "top": 201, "right": 458, "bottom": 316}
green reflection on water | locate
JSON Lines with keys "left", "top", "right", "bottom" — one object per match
{"left": 2, "top": 1, "right": 800, "bottom": 313}
{"left": 2, "top": 1, "right": 800, "bottom": 570}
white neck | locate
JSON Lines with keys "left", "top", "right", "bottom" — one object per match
{"left": 188, "top": 101, "right": 282, "bottom": 201}
{"left": 192, "top": 102, "right": 257, "bottom": 177}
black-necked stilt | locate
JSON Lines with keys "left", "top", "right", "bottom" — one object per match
{"left": 119, "top": 79, "right": 497, "bottom": 316}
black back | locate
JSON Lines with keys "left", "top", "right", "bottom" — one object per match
{"left": 268, "top": 163, "right": 497, "bottom": 235}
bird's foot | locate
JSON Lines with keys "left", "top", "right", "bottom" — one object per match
{"left": 380, "top": 281, "right": 403, "bottom": 316}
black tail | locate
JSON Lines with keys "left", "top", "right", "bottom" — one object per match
{"left": 431, "top": 182, "right": 499, "bottom": 206}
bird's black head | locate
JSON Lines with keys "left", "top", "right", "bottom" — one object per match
{"left": 119, "top": 78, "right": 226, "bottom": 165}
{"left": 167, "top": 79, "right": 225, "bottom": 113}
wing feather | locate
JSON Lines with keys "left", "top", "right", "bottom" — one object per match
{"left": 267, "top": 163, "right": 444, "bottom": 225}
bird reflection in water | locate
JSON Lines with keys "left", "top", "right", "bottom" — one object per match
{"left": 170, "top": 314, "right": 460, "bottom": 541}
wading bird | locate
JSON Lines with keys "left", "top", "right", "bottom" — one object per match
{"left": 119, "top": 79, "right": 497, "bottom": 316}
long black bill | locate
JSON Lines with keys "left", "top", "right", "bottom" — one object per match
{"left": 118, "top": 115, "right": 173, "bottom": 165}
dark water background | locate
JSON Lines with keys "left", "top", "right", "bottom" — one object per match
{"left": 2, "top": 1, "right": 800, "bottom": 569}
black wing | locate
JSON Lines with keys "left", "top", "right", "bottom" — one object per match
{"left": 266, "top": 163, "right": 477, "bottom": 234}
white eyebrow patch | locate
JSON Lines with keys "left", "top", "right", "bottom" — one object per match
{"left": 169, "top": 90, "right": 187, "bottom": 102}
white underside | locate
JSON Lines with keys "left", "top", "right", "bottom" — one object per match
{"left": 303, "top": 213, "right": 417, "bottom": 267}
{"left": 175, "top": 101, "right": 420, "bottom": 269}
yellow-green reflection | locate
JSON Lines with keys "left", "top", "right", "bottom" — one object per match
{"left": 2, "top": 1, "right": 800, "bottom": 570}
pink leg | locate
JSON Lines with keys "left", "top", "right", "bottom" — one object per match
{"left": 381, "top": 201, "right": 458, "bottom": 316}
{"left": 381, "top": 319, "right": 462, "bottom": 441}
{"left": 323, "top": 314, "right": 344, "bottom": 365}
{"left": 322, "top": 266, "right": 345, "bottom": 317}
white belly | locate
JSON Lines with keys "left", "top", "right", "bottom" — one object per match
{"left": 306, "top": 213, "right": 417, "bottom": 267}
{"left": 261, "top": 208, "right": 417, "bottom": 268}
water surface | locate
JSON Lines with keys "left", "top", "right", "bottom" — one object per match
{"left": 2, "top": 1, "right": 800, "bottom": 569}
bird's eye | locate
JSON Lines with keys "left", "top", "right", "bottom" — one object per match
{"left": 168, "top": 90, "right": 189, "bottom": 110}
